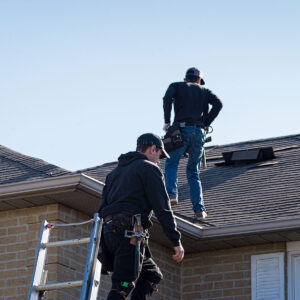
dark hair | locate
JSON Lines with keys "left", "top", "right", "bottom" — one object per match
{"left": 136, "top": 144, "right": 160, "bottom": 153}
{"left": 136, "top": 144, "right": 150, "bottom": 152}
{"left": 186, "top": 75, "right": 199, "bottom": 83}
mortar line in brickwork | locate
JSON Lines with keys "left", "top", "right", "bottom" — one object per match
{"left": 180, "top": 262, "right": 183, "bottom": 300}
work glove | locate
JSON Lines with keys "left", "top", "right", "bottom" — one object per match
{"left": 163, "top": 123, "right": 170, "bottom": 132}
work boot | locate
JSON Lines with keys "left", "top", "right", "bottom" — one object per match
{"left": 194, "top": 211, "right": 207, "bottom": 220}
{"left": 169, "top": 197, "right": 178, "bottom": 206}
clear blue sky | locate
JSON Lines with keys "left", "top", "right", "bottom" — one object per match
{"left": 1, "top": 1, "right": 299, "bottom": 171}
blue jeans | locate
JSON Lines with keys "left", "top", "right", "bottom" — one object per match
{"left": 164, "top": 126, "right": 205, "bottom": 212}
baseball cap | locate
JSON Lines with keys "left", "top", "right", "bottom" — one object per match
{"left": 137, "top": 133, "right": 170, "bottom": 159}
{"left": 186, "top": 67, "right": 205, "bottom": 85}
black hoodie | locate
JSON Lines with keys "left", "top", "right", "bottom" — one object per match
{"left": 98, "top": 151, "right": 181, "bottom": 247}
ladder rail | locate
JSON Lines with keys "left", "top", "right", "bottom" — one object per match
{"left": 86, "top": 217, "right": 103, "bottom": 300}
{"left": 28, "top": 220, "right": 51, "bottom": 300}
{"left": 28, "top": 213, "right": 102, "bottom": 300}
{"left": 80, "top": 213, "right": 103, "bottom": 300}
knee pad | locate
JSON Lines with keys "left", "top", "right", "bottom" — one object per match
{"left": 107, "top": 289, "right": 125, "bottom": 300}
{"left": 130, "top": 279, "right": 159, "bottom": 299}
{"left": 144, "top": 268, "right": 163, "bottom": 285}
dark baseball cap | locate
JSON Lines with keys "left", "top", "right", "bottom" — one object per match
{"left": 186, "top": 67, "right": 205, "bottom": 85}
{"left": 137, "top": 133, "right": 170, "bottom": 159}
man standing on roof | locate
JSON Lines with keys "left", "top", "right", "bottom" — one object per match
{"left": 98, "top": 133, "right": 184, "bottom": 300}
{"left": 163, "top": 67, "right": 223, "bottom": 220}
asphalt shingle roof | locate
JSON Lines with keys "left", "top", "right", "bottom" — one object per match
{"left": 0, "top": 145, "right": 71, "bottom": 185}
{"left": 80, "top": 134, "right": 300, "bottom": 228}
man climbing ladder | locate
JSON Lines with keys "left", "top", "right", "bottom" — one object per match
{"left": 98, "top": 133, "right": 184, "bottom": 300}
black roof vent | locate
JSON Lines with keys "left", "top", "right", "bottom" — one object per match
{"left": 216, "top": 147, "right": 275, "bottom": 166}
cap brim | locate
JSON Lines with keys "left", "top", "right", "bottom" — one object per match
{"left": 160, "top": 148, "right": 170, "bottom": 159}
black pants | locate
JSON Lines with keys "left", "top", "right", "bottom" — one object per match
{"left": 101, "top": 223, "right": 163, "bottom": 299}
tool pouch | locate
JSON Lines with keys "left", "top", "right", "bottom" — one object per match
{"left": 163, "top": 122, "right": 184, "bottom": 154}
{"left": 105, "top": 214, "right": 132, "bottom": 235}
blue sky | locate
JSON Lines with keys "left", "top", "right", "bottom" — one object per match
{"left": 1, "top": 1, "right": 299, "bottom": 171}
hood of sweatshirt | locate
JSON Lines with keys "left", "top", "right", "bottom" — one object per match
{"left": 118, "top": 151, "right": 147, "bottom": 167}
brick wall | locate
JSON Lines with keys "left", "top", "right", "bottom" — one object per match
{"left": 0, "top": 204, "right": 180, "bottom": 300}
{"left": 0, "top": 204, "right": 288, "bottom": 300}
{"left": 0, "top": 204, "right": 109, "bottom": 299}
{"left": 182, "top": 242, "right": 286, "bottom": 300}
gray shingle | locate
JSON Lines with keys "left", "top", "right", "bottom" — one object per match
{"left": 0, "top": 145, "right": 72, "bottom": 185}
{"left": 80, "top": 134, "right": 300, "bottom": 228}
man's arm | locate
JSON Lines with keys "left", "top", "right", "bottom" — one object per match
{"left": 205, "top": 90, "right": 223, "bottom": 127}
{"left": 163, "top": 83, "right": 176, "bottom": 124}
{"left": 143, "top": 165, "right": 181, "bottom": 247}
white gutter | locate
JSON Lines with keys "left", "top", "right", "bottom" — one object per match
{"left": 200, "top": 215, "right": 300, "bottom": 239}
{"left": 153, "top": 214, "right": 300, "bottom": 241}
{"left": 0, "top": 173, "right": 104, "bottom": 201}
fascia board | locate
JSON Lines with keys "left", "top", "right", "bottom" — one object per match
{"left": 0, "top": 173, "right": 104, "bottom": 200}
{"left": 200, "top": 216, "right": 300, "bottom": 239}
{"left": 77, "top": 173, "right": 104, "bottom": 196}
{"left": 156, "top": 215, "right": 300, "bottom": 240}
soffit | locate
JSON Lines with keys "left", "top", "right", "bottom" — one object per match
{"left": 0, "top": 174, "right": 104, "bottom": 217}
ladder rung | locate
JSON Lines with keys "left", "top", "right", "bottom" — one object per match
{"left": 34, "top": 280, "right": 83, "bottom": 291}
{"left": 41, "top": 237, "right": 90, "bottom": 248}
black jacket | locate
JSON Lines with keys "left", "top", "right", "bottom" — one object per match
{"left": 98, "top": 151, "right": 181, "bottom": 247}
{"left": 163, "top": 81, "right": 223, "bottom": 126}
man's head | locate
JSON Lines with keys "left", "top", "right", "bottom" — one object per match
{"left": 136, "top": 133, "right": 170, "bottom": 164}
{"left": 184, "top": 67, "right": 205, "bottom": 85}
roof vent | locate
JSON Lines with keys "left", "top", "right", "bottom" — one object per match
{"left": 216, "top": 147, "right": 275, "bottom": 166}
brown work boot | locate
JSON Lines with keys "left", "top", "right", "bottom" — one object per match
{"left": 169, "top": 197, "right": 178, "bottom": 206}
{"left": 194, "top": 211, "right": 208, "bottom": 220}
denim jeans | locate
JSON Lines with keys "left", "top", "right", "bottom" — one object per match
{"left": 164, "top": 126, "right": 205, "bottom": 212}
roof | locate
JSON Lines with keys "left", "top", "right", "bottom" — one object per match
{"left": 1, "top": 134, "right": 300, "bottom": 252}
{"left": 81, "top": 134, "right": 300, "bottom": 228}
{"left": 0, "top": 145, "right": 71, "bottom": 185}
{"left": 0, "top": 145, "right": 104, "bottom": 213}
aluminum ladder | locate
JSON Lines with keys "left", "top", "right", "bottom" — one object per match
{"left": 28, "top": 213, "right": 103, "bottom": 300}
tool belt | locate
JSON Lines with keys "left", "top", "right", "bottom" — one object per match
{"left": 162, "top": 122, "right": 184, "bottom": 154}
{"left": 103, "top": 214, "right": 133, "bottom": 235}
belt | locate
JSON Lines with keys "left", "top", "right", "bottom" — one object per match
{"left": 179, "top": 121, "right": 203, "bottom": 128}
{"left": 103, "top": 213, "right": 132, "bottom": 224}
{"left": 103, "top": 215, "right": 113, "bottom": 224}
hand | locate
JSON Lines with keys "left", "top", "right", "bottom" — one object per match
{"left": 163, "top": 123, "right": 170, "bottom": 132}
{"left": 172, "top": 244, "right": 184, "bottom": 263}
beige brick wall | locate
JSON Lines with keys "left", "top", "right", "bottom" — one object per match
{"left": 0, "top": 204, "right": 288, "bottom": 300}
{"left": 0, "top": 204, "right": 180, "bottom": 300}
{"left": 0, "top": 204, "right": 110, "bottom": 300}
{"left": 182, "top": 242, "right": 286, "bottom": 300}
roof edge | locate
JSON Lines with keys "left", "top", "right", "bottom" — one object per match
{"left": 0, "top": 173, "right": 104, "bottom": 200}
{"left": 170, "top": 215, "right": 300, "bottom": 240}
{"left": 201, "top": 215, "right": 300, "bottom": 239}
